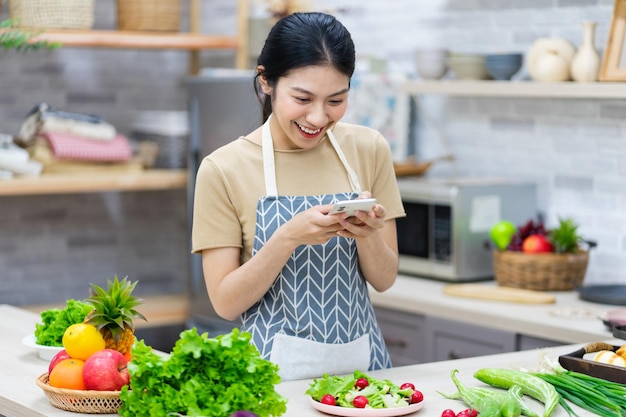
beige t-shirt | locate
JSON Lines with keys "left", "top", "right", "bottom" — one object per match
{"left": 191, "top": 122, "right": 405, "bottom": 263}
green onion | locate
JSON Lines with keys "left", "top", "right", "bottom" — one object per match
{"left": 533, "top": 371, "right": 626, "bottom": 417}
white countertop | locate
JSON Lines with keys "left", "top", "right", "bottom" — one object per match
{"left": 1, "top": 276, "right": 622, "bottom": 417}
{"left": 371, "top": 275, "right": 616, "bottom": 343}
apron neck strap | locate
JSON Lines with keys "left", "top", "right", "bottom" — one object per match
{"left": 262, "top": 115, "right": 362, "bottom": 196}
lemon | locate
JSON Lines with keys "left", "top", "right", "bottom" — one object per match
{"left": 62, "top": 323, "right": 105, "bottom": 361}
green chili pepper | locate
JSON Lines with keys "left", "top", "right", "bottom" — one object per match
{"left": 450, "top": 369, "right": 501, "bottom": 417}
{"left": 474, "top": 368, "right": 559, "bottom": 417}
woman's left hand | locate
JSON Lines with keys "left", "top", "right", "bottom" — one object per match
{"left": 336, "top": 192, "right": 385, "bottom": 238}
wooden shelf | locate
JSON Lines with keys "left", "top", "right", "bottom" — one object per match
{"left": 404, "top": 80, "right": 626, "bottom": 99}
{"left": 24, "top": 29, "right": 239, "bottom": 50}
{"left": 0, "top": 169, "right": 188, "bottom": 196}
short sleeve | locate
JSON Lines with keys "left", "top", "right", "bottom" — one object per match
{"left": 191, "top": 157, "right": 243, "bottom": 254}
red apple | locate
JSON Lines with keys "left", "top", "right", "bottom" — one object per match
{"left": 522, "top": 234, "right": 554, "bottom": 253}
{"left": 82, "top": 349, "right": 130, "bottom": 391}
{"left": 48, "top": 349, "right": 71, "bottom": 374}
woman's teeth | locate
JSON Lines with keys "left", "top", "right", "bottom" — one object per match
{"left": 296, "top": 123, "right": 321, "bottom": 135}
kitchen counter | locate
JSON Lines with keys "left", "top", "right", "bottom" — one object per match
{"left": 371, "top": 275, "right": 615, "bottom": 343}
{"left": 1, "top": 304, "right": 610, "bottom": 417}
{"left": 2, "top": 274, "right": 622, "bottom": 417}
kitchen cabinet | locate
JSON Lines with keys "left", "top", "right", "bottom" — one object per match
{"left": 374, "top": 307, "right": 426, "bottom": 366}
{"left": 424, "top": 316, "right": 517, "bottom": 362}
{"left": 517, "top": 334, "right": 564, "bottom": 351}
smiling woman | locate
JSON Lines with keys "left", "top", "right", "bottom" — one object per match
{"left": 192, "top": 11, "right": 406, "bottom": 381}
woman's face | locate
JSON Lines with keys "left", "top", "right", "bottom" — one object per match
{"left": 260, "top": 65, "right": 350, "bottom": 150}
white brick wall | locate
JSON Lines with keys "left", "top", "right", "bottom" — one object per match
{"left": 0, "top": 0, "right": 623, "bottom": 306}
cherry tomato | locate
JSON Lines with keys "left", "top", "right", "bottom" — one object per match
{"left": 353, "top": 395, "right": 369, "bottom": 408}
{"left": 464, "top": 409, "right": 478, "bottom": 417}
{"left": 441, "top": 409, "right": 456, "bottom": 417}
{"left": 321, "top": 394, "right": 336, "bottom": 406}
{"left": 355, "top": 377, "right": 369, "bottom": 390}
{"left": 400, "top": 382, "right": 416, "bottom": 391}
{"left": 456, "top": 411, "right": 470, "bottom": 417}
{"left": 410, "top": 390, "right": 424, "bottom": 404}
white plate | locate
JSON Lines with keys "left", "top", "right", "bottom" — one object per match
{"left": 22, "top": 334, "right": 64, "bottom": 361}
{"left": 310, "top": 398, "right": 423, "bottom": 417}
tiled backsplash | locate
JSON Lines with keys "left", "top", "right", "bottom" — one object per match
{"left": 1, "top": 0, "right": 624, "bottom": 307}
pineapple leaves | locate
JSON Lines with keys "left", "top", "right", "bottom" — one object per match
{"left": 84, "top": 275, "right": 146, "bottom": 350}
{"left": 550, "top": 217, "right": 582, "bottom": 254}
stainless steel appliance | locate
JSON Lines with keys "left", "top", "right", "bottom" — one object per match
{"left": 396, "top": 177, "right": 537, "bottom": 281}
{"left": 185, "top": 70, "right": 262, "bottom": 335}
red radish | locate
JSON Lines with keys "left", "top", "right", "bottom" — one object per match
{"left": 410, "top": 390, "right": 424, "bottom": 404}
{"left": 321, "top": 394, "right": 336, "bottom": 406}
{"left": 400, "top": 382, "right": 416, "bottom": 391}
{"left": 353, "top": 395, "right": 368, "bottom": 408}
{"left": 355, "top": 377, "right": 369, "bottom": 390}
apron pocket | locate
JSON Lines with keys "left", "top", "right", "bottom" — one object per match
{"left": 269, "top": 332, "right": 370, "bottom": 381}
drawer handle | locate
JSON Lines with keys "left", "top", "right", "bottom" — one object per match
{"left": 448, "top": 350, "right": 463, "bottom": 360}
{"left": 384, "top": 337, "right": 408, "bottom": 348}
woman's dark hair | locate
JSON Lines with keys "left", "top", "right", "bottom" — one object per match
{"left": 254, "top": 12, "right": 356, "bottom": 122}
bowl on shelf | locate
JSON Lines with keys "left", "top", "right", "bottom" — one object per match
{"left": 446, "top": 53, "right": 489, "bottom": 80}
{"left": 22, "top": 334, "right": 64, "bottom": 361}
{"left": 485, "top": 53, "right": 523, "bottom": 80}
{"left": 414, "top": 48, "right": 449, "bottom": 80}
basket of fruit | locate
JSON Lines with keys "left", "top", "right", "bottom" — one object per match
{"left": 33, "top": 276, "right": 145, "bottom": 413}
{"left": 36, "top": 372, "right": 122, "bottom": 413}
{"left": 489, "top": 217, "right": 595, "bottom": 291}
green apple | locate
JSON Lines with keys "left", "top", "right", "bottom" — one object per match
{"left": 490, "top": 220, "right": 517, "bottom": 250}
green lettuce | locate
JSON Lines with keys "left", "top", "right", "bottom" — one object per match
{"left": 118, "top": 327, "right": 287, "bottom": 417}
{"left": 33, "top": 299, "right": 92, "bottom": 346}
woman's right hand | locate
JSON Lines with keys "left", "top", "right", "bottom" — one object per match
{"left": 279, "top": 204, "right": 348, "bottom": 246}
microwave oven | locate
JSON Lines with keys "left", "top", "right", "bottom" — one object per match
{"left": 396, "top": 177, "right": 537, "bottom": 282}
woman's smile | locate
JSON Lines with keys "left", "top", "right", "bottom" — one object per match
{"left": 295, "top": 121, "right": 323, "bottom": 138}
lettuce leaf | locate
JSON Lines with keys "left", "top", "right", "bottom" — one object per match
{"left": 118, "top": 327, "right": 287, "bottom": 417}
{"left": 33, "top": 299, "right": 92, "bottom": 346}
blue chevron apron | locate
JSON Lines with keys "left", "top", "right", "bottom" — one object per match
{"left": 240, "top": 116, "right": 391, "bottom": 381}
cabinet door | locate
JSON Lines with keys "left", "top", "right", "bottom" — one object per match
{"left": 424, "top": 316, "right": 516, "bottom": 362}
{"left": 517, "top": 335, "right": 562, "bottom": 351}
{"left": 374, "top": 307, "right": 426, "bottom": 366}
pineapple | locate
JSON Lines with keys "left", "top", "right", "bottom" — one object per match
{"left": 83, "top": 275, "right": 146, "bottom": 355}
{"left": 550, "top": 217, "right": 582, "bottom": 254}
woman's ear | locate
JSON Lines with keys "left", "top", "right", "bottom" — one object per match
{"left": 257, "top": 65, "right": 272, "bottom": 95}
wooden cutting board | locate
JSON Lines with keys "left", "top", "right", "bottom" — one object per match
{"left": 443, "top": 284, "right": 556, "bottom": 304}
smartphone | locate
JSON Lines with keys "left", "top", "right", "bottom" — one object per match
{"left": 328, "top": 198, "right": 377, "bottom": 217}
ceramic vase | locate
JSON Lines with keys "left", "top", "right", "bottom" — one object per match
{"left": 570, "top": 21, "right": 600, "bottom": 82}
{"left": 533, "top": 51, "right": 570, "bottom": 82}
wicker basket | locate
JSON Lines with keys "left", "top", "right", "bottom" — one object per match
{"left": 493, "top": 250, "right": 589, "bottom": 291}
{"left": 116, "top": 0, "right": 181, "bottom": 32}
{"left": 35, "top": 373, "right": 122, "bottom": 414}
{"left": 8, "top": 0, "right": 94, "bottom": 29}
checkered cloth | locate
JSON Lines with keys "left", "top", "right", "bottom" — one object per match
{"left": 42, "top": 132, "right": 132, "bottom": 162}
